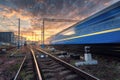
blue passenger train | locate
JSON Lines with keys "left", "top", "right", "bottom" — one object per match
{"left": 49, "top": 1, "right": 120, "bottom": 56}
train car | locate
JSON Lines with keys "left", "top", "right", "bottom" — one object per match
{"left": 49, "top": 1, "right": 120, "bottom": 56}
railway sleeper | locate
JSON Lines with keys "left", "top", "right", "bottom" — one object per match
{"left": 64, "top": 74, "right": 79, "bottom": 80}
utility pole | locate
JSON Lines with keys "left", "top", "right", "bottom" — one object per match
{"left": 41, "top": 18, "right": 45, "bottom": 48}
{"left": 32, "top": 32, "right": 34, "bottom": 44}
{"left": 18, "top": 18, "right": 20, "bottom": 49}
{"left": 35, "top": 34, "right": 37, "bottom": 42}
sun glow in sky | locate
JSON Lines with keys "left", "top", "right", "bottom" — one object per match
{"left": 0, "top": 0, "right": 119, "bottom": 44}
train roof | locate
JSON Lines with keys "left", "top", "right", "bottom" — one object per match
{"left": 53, "top": 1, "right": 120, "bottom": 37}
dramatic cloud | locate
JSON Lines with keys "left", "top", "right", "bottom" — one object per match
{"left": 0, "top": 0, "right": 119, "bottom": 43}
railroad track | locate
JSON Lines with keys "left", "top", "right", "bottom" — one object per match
{"left": 13, "top": 49, "right": 42, "bottom": 80}
{"left": 36, "top": 48, "right": 100, "bottom": 80}
{"left": 13, "top": 47, "right": 100, "bottom": 80}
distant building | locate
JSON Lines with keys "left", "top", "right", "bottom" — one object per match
{"left": 0, "top": 32, "right": 14, "bottom": 44}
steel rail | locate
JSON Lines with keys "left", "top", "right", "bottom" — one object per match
{"left": 14, "top": 56, "right": 26, "bottom": 80}
{"left": 30, "top": 48, "right": 43, "bottom": 80}
{"left": 37, "top": 48, "right": 100, "bottom": 80}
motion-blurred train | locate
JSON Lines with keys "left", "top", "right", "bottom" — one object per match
{"left": 49, "top": 1, "right": 120, "bottom": 56}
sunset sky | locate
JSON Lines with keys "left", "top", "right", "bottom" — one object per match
{"left": 0, "top": 0, "right": 119, "bottom": 43}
